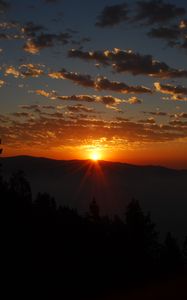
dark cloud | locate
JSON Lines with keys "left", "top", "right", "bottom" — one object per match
{"left": 143, "top": 111, "right": 167, "bottom": 116}
{"left": 181, "top": 37, "right": 187, "bottom": 49}
{"left": 49, "top": 68, "right": 151, "bottom": 94}
{"left": 11, "top": 112, "right": 30, "bottom": 118}
{"left": 139, "top": 117, "right": 156, "bottom": 124}
{"left": 0, "top": 32, "right": 23, "bottom": 40}
{"left": 49, "top": 68, "right": 95, "bottom": 88}
{"left": 147, "top": 22, "right": 187, "bottom": 49}
{"left": 36, "top": 91, "right": 125, "bottom": 106}
{"left": 23, "top": 32, "right": 72, "bottom": 54}
{"left": 0, "top": 0, "right": 10, "bottom": 13}
{"left": 22, "top": 22, "right": 45, "bottom": 37}
{"left": 148, "top": 26, "right": 181, "bottom": 42}
{"left": 154, "top": 82, "right": 187, "bottom": 100}
{"left": 134, "top": 0, "right": 186, "bottom": 25}
{"left": 68, "top": 48, "right": 187, "bottom": 78}
{"left": 95, "top": 77, "right": 151, "bottom": 94}
{"left": 20, "top": 104, "right": 55, "bottom": 111}
{"left": 96, "top": 3, "right": 129, "bottom": 27}
{"left": 95, "top": 1, "right": 186, "bottom": 29}
{"left": 169, "top": 119, "right": 187, "bottom": 126}
{"left": 180, "top": 113, "right": 187, "bottom": 119}
{"left": 66, "top": 104, "right": 95, "bottom": 113}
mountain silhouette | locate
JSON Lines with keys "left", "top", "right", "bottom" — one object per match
{"left": 1, "top": 155, "right": 187, "bottom": 239}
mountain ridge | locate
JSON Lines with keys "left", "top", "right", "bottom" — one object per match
{"left": 1, "top": 155, "right": 187, "bottom": 239}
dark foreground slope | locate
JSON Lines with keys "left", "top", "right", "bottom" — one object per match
{"left": 1, "top": 155, "right": 187, "bottom": 238}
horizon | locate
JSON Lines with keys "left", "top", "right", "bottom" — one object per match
{"left": 1, "top": 153, "right": 187, "bottom": 170}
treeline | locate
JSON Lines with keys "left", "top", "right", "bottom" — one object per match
{"left": 1, "top": 166, "right": 187, "bottom": 299}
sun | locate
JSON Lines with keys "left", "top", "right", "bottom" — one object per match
{"left": 90, "top": 151, "right": 101, "bottom": 161}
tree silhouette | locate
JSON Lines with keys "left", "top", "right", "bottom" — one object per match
{"left": 0, "top": 153, "right": 186, "bottom": 299}
{"left": 125, "top": 198, "right": 159, "bottom": 276}
{"left": 183, "top": 236, "right": 187, "bottom": 265}
{"left": 161, "top": 232, "right": 183, "bottom": 273}
{"left": 89, "top": 197, "right": 100, "bottom": 220}
{"left": 34, "top": 192, "right": 56, "bottom": 216}
{"left": 9, "top": 170, "right": 32, "bottom": 217}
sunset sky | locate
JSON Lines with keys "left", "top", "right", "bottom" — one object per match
{"left": 0, "top": 0, "right": 187, "bottom": 168}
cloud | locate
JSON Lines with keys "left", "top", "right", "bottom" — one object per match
{"left": 95, "top": 77, "right": 151, "bottom": 94}
{"left": 2, "top": 108, "right": 187, "bottom": 150}
{"left": 154, "top": 82, "right": 187, "bottom": 100}
{"left": 35, "top": 89, "right": 57, "bottom": 99}
{"left": 66, "top": 104, "right": 96, "bottom": 113}
{"left": 11, "top": 112, "right": 31, "bottom": 118}
{"left": 4, "top": 66, "right": 20, "bottom": 77}
{"left": 20, "top": 64, "right": 45, "bottom": 77}
{"left": 4, "top": 64, "right": 45, "bottom": 78}
{"left": 21, "top": 22, "right": 45, "bottom": 37}
{"left": 96, "top": 3, "right": 129, "bottom": 27}
{"left": 20, "top": 104, "right": 55, "bottom": 111}
{"left": 134, "top": 0, "right": 186, "bottom": 25}
{"left": 147, "top": 21, "right": 187, "bottom": 49}
{"left": 49, "top": 68, "right": 151, "bottom": 94}
{"left": 0, "top": 79, "right": 5, "bottom": 87}
{"left": 143, "top": 111, "right": 167, "bottom": 116}
{"left": 23, "top": 32, "right": 72, "bottom": 54}
{"left": 35, "top": 90, "right": 126, "bottom": 106}
{"left": 0, "top": 0, "right": 10, "bottom": 13}
{"left": 68, "top": 48, "right": 187, "bottom": 78}
{"left": 95, "top": 1, "right": 186, "bottom": 30}
{"left": 148, "top": 26, "right": 181, "bottom": 42}
{"left": 179, "top": 20, "right": 187, "bottom": 29}
{"left": 181, "top": 37, "right": 187, "bottom": 49}
{"left": 125, "top": 96, "right": 142, "bottom": 104}
{"left": 0, "top": 21, "right": 19, "bottom": 30}
{"left": 49, "top": 68, "right": 95, "bottom": 88}
{"left": 139, "top": 117, "right": 156, "bottom": 124}
{"left": 179, "top": 113, "right": 187, "bottom": 119}
{"left": 169, "top": 120, "right": 187, "bottom": 127}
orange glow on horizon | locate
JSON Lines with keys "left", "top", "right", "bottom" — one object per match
{"left": 2, "top": 140, "right": 187, "bottom": 170}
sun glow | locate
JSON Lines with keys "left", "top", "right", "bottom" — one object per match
{"left": 90, "top": 151, "right": 101, "bottom": 161}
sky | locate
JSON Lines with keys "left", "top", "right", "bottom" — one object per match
{"left": 0, "top": 0, "right": 187, "bottom": 168}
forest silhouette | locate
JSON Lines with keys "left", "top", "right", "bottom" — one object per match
{"left": 0, "top": 142, "right": 187, "bottom": 299}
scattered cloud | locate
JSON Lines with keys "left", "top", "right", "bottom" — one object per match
{"left": 154, "top": 82, "right": 187, "bottom": 101}
{"left": 143, "top": 110, "right": 167, "bottom": 116}
{"left": 0, "top": 79, "right": 5, "bottom": 87}
{"left": 2, "top": 108, "right": 187, "bottom": 150}
{"left": 49, "top": 68, "right": 151, "bottom": 93}
{"left": 66, "top": 104, "right": 96, "bottom": 113}
{"left": 95, "top": 76, "right": 151, "bottom": 94}
{"left": 4, "top": 64, "right": 45, "bottom": 78}
{"left": 21, "top": 22, "right": 45, "bottom": 37}
{"left": 139, "top": 117, "right": 156, "bottom": 124}
{"left": 96, "top": 3, "right": 129, "bottom": 27}
{"left": 126, "top": 96, "right": 142, "bottom": 104}
{"left": 134, "top": 0, "right": 186, "bottom": 25}
{"left": 68, "top": 48, "right": 187, "bottom": 78}
{"left": 23, "top": 32, "right": 72, "bottom": 54}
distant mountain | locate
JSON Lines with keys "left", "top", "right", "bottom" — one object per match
{"left": 1, "top": 155, "right": 187, "bottom": 239}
